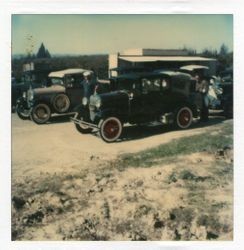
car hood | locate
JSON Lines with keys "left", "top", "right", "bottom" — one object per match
{"left": 32, "top": 84, "right": 65, "bottom": 95}
{"left": 99, "top": 90, "right": 128, "bottom": 101}
{"left": 90, "top": 90, "right": 129, "bottom": 108}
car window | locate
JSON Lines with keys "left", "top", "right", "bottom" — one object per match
{"left": 49, "top": 77, "right": 64, "bottom": 85}
{"left": 66, "top": 74, "right": 83, "bottom": 87}
{"left": 171, "top": 76, "right": 190, "bottom": 95}
{"left": 142, "top": 78, "right": 161, "bottom": 93}
{"left": 117, "top": 79, "right": 136, "bottom": 91}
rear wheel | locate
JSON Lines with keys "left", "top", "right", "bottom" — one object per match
{"left": 30, "top": 103, "right": 51, "bottom": 124}
{"left": 224, "top": 103, "right": 233, "bottom": 119}
{"left": 75, "top": 113, "right": 92, "bottom": 134}
{"left": 175, "top": 106, "right": 193, "bottom": 129}
{"left": 99, "top": 117, "right": 123, "bottom": 143}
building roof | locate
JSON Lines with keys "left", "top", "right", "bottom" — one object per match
{"left": 120, "top": 48, "right": 189, "bottom": 56}
{"left": 48, "top": 68, "right": 92, "bottom": 78}
{"left": 119, "top": 56, "right": 216, "bottom": 63}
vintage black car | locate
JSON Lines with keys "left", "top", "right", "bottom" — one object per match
{"left": 16, "top": 68, "right": 98, "bottom": 124}
{"left": 72, "top": 71, "right": 203, "bottom": 142}
{"left": 12, "top": 76, "right": 45, "bottom": 111}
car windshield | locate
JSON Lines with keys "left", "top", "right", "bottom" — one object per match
{"left": 49, "top": 77, "right": 64, "bottom": 85}
{"left": 117, "top": 78, "right": 138, "bottom": 91}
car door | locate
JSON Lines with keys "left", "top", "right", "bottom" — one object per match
{"left": 127, "top": 79, "right": 145, "bottom": 119}
{"left": 140, "top": 77, "right": 163, "bottom": 118}
{"left": 65, "top": 74, "right": 84, "bottom": 107}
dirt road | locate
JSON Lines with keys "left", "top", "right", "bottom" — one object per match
{"left": 12, "top": 113, "right": 233, "bottom": 241}
{"left": 12, "top": 113, "right": 230, "bottom": 180}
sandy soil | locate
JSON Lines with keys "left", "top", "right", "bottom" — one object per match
{"left": 11, "top": 113, "right": 233, "bottom": 241}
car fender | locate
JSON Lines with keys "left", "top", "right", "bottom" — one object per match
{"left": 31, "top": 98, "right": 52, "bottom": 111}
{"left": 16, "top": 96, "right": 27, "bottom": 105}
{"left": 99, "top": 108, "right": 120, "bottom": 120}
{"left": 173, "top": 101, "right": 197, "bottom": 118}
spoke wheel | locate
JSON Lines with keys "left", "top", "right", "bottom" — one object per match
{"left": 53, "top": 94, "right": 70, "bottom": 113}
{"left": 99, "top": 117, "right": 122, "bottom": 143}
{"left": 175, "top": 107, "right": 193, "bottom": 129}
{"left": 30, "top": 103, "right": 51, "bottom": 124}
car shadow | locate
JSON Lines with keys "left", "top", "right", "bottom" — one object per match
{"left": 116, "top": 116, "right": 228, "bottom": 143}
{"left": 46, "top": 114, "right": 75, "bottom": 124}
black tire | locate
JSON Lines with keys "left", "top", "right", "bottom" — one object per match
{"left": 99, "top": 117, "right": 123, "bottom": 143}
{"left": 74, "top": 113, "right": 92, "bottom": 134}
{"left": 224, "top": 103, "right": 233, "bottom": 119}
{"left": 53, "top": 94, "right": 70, "bottom": 113}
{"left": 16, "top": 103, "right": 30, "bottom": 120}
{"left": 30, "top": 103, "right": 51, "bottom": 124}
{"left": 175, "top": 106, "right": 193, "bottom": 129}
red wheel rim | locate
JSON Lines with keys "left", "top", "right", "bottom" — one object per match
{"left": 178, "top": 109, "right": 191, "bottom": 127}
{"left": 103, "top": 120, "right": 120, "bottom": 139}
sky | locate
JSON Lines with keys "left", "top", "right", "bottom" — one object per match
{"left": 12, "top": 14, "right": 233, "bottom": 55}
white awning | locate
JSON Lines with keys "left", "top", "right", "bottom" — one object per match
{"left": 48, "top": 68, "right": 92, "bottom": 78}
{"left": 119, "top": 56, "right": 216, "bottom": 63}
{"left": 180, "top": 65, "right": 209, "bottom": 71}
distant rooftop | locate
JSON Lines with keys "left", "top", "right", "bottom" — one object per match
{"left": 120, "top": 48, "right": 189, "bottom": 56}
{"left": 119, "top": 56, "right": 216, "bottom": 63}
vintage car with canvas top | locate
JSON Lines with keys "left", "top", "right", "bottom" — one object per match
{"left": 16, "top": 68, "right": 109, "bottom": 124}
{"left": 72, "top": 70, "right": 203, "bottom": 142}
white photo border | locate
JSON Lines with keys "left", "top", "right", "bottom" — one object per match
{"left": 0, "top": 0, "right": 243, "bottom": 249}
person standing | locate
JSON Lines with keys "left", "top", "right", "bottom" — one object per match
{"left": 195, "top": 74, "right": 209, "bottom": 122}
{"left": 81, "top": 71, "right": 97, "bottom": 98}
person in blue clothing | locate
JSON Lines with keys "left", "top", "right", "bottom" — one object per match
{"left": 195, "top": 73, "right": 210, "bottom": 122}
{"left": 81, "top": 71, "right": 98, "bottom": 98}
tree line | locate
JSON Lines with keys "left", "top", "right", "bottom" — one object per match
{"left": 182, "top": 43, "right": 233, "bottom": 73}
{"left": 12, "top": 42, "right": 232, "bottom": 83}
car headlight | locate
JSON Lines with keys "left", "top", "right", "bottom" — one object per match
{"left": 28, "top": 90, "right": 34, "bottom": 100}
{"left": 95, "top": 98, "right": 101, "bottom": 108}
{"left": 82, "top": 97, "right": 88, "bottom": 106}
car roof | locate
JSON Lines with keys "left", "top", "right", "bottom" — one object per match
{"left": 110, "top": 70, "right": 190, "bottom": 80}
{"left": 48, "top": 68, "right": 93, "bottom": 78}
{"left": 180, "top": 65, "right": 209, "bottom": 71}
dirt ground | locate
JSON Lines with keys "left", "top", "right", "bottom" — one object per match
{"left": 12, "top": 113, "right": 229, "bottom": 179}
{"left": 11, "top": 113, "right": 233, "bottom": 241}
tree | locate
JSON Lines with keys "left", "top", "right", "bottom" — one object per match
{"left": 25, "top": 34, "right": 35, "bottom": 59}
{"left": 45, "top": 49, "right": 51, "bottom": 58}
{"left": 219, "top": 43, "right": 228, "bottom": 56}
{"left": 201, "top": 48, "right": 218, "bottom": 58}
{"left": 182, "top": 46, "right": 196, "bottom": 56}
{"left": 217, "top": 44, "right": 232, "bottom": 73}
{"left": 36, "top": 43, "right": 52, "bottom": 58}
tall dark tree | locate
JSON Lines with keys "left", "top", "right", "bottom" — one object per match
{"left": 45, "top": 49, "right": 51, "bottom": 58}
{"left": 36, "top": 43, "right": 46, "bottom": 58}
{"left": 36, "top": 43, "right": 52, "bottom": 58}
